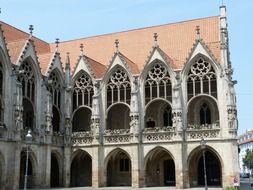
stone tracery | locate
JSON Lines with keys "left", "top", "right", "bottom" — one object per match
{"left": 187, "top": 57, "right": 217, "bottom": 100}
{"left": 107, "top": 68, "right": 131, "bottom": 107}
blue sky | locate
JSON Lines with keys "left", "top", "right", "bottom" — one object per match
{"left": 0, "top": 0, "right": 252, "bottom": 134}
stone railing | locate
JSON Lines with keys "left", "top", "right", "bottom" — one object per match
{"left": 143, "top": 126, "right": 176, "bottom": 143}
{"left": 72, "top": 131, "right": 93, "bottom": 145}
{"left": 103, "top": 129, "right": 130, "bottom": 144}
{"left": 186, "top": 123, "right": 220, "bottom": 140}
{"left": 52, "top": 132, "right": 64, "bottom": 145}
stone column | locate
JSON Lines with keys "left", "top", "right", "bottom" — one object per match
{"left": 130, "top": 77, "right": 140, "bottom": 143}
{"left": 6, "top": 142, "right": 20, "bottom": 189}
{"left": 92, "top": 146, "right": 103, "bottom": 187}
{"left": 91, "top": 81, "right": 101, "bottom": 145}
{"left": 63, "top": 147, "right": 71, "bottom": 187}
{"left": 14, "top": 81, "right": 23, "bottom": 140}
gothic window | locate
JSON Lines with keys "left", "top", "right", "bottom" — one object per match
{"left": 107, "top": 68, "right": 131, "bottom": 108}
{"left": 145, "top": 63, "right": 171, "bottom": 104}
{"left": 18, "top": 61, "right": 35, "bottom": 102}
{"left": 72, "top": 72, "right": 93, "bottom": 111}
{"left": 163, "top": 106, "right": 172, "bottom": 127}
{"left": 48, "top": 71, "right": 61, "bottom": 132}
{"left": 187, "top": 57, "right": 217, "bottom": 100}
{"left": 0, "top": 62, "right": 3, "bottom": 122}
{"left": 200, "top": 103, "right": 211, "bottom": 125}
{"left": 18, "top": 61, "right": 35, "bottom": 130}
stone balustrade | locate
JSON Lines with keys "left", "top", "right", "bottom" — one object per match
{"left": 143, "top": 126, "right": 176, "bottom": 143}
{"left": 186, "top": 123, "right": 221, "bottom": 140}
{"left": 71, "top": 131, "right": 93, "bottom": 145}
{"left": 103, "top": 129, "right": 130, "bottom": 144}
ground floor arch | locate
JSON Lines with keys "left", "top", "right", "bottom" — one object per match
{"left": 70, "top": 150, "right": 92, "bottom": 187}
{"left": 19, "top": 150, "right": 36, "bottom": 188}
{"left": 106, "top": 148, "right": 132, "bottom": 186}
{"left": 188, "top": 147, "right": 222, "bottom": 187}
{"left": 145, "top": 147, "right": 175, "bottom": 187}
{"left": 50, "top": 152, "right": 60, "bottom": 187}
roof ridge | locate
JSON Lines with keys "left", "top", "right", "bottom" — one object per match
{"left": 0, "top": 20, "right": 49, "bottom": 44}
{"left": 53, "top": 15, "right": 219, "bottom": 44}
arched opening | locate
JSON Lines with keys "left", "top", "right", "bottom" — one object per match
{"left": 145, "top": 100, "right": 172, "bottom": 128}
{"left": 145, "top": 147, "right": 175, "bottom": 187}
{"left": 23, "top": 98, "right": 34, "bottom": 130}
{"left": 106, "top": 149, "right": 131, "bottom": 186}
{"left": 107, "top": 104, "right": 130, "bottom": 130}
{"left": 106, "top": 67, "right": 131, "bottom": 107}
{"left": 187, "top": 56, "right": 217, "bottom": 100}
{"left": 19, "top": 150, "right": 34, "bottom": 188}
{"left": 52, "top": 106, "right": 60, "bottom": 132}
{"left": 50, "top": 153, "right": 60, "bottom": 187}
{"left": 144, "top": 62, "right": 172, "bottom": 104}
{"left": 188, "top": 148, "right": 222, "bottom": 187}
{"left": 48, "top": 70, "right": 62, "bottom": 132}
{"left": 70, "top": 150, "right": 92, "bottom": 187}
{"left": 187, "top": 96, "right": 219, "bottom": 127}
{"left": 72, "top": 72, "right": 93, "bottom": 110}
{"left": 72, "top": 107, "right": 91, "bottom": 132}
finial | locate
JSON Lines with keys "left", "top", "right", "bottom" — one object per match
{"left": 55, "top": 38, "right": 60, "bottom": 49}
{"left": 0, "top": 8, "right": 1, "bottom": 15}
{"left": 115, "top": 39, "right": 119, "bottom": 52}
{"left": 153, "top": 33, "right": 158, "bottom": 47}
{"left": 80, "top": 43, "right": 84, "bottom": 55}
{"left": 196, "top": 25, "right": 200, "bottom": 39}
{"left": 66, "top": 52, "right": 70, "bottom": 68}
{"left": 29, "top": 25, "right": 34, "bottom": 36}
{"left": 221, "top": 0, "right": 224, "bottom": 6}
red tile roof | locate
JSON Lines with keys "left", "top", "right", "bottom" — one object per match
{"left": 1, "top": 16, "right": 221, "bottom": 77}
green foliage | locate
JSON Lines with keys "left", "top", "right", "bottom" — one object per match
{"left": 226, "top": 186, "right": 239, "bottom": 190}
{"left": 243, "top": 149, "right": 253, "bottom": 169}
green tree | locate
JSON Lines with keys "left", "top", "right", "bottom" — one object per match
{"left": 243, "top": 149, "right": 253, "bottom": 169}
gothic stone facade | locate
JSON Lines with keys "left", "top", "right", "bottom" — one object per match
{"left": 0, "top": 6, "right": 239, "bottom": 189}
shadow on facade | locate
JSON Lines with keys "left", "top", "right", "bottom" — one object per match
{"left": 188, "top": 148, "right": 222, "bottom": 187}
{"left": 106, "top": 149, "right": 131, "bottom": 186}
{"left": 70, "top": 150, "right": 92, "bottom": 187}
{"left": 145, "top": 147, "right": 175, "bottom": 187}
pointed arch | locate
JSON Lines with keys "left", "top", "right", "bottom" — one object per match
{"left": 105, "top": 65, "right": 131, "bottom": 108}
{"left": 72, "top": 70, "right": 94, "bottom": 111}
{"left": 50, "top": 150, "right": 63, "bottom": 187}
{"left": 182, "top": 53, "right": 220, "bottom": 102}
{"left": 187, "top": 145, "right": 223, "bottom": 187}
{"left": 144, "top": 146, "right": 175, "bottom": 187}
{"left": 105, "top": 148, "right": 132, "bottom": 187}
{"left": 48, "top": 68, "right": 63, "bottom": 132}
{"left": 142, "top": 59, "right": 172, "bottom": 105}
{"left": 70, "top": 149, "right": 92, "bottom": 187}
{"left": 187, "top": 95, "right": 219, "bottom": 126}
{"left": 106, "top": 103, "right": 130, "bottom": 130}
{"left": 19, "top": 149, "right": 38, "bottom": 189}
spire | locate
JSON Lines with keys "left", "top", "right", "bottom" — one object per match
{"left": 220, "top": 4, "right": 227, "bottom": 29}
{"left": 80, "top": 43, "right": 84, "bottom": 56}
{"left": 65, "top": 52, "right": 71, "bottom": 87}
{"left": 29, "top": 25, "right": 34, "bottom": 38}
{"left": 153, "top": 33, "right": 158, "bottom": 47}
{"left": 55, "top": 38, "right": 60, "bottom": 52}
{"left": 115, "top": 39, "right": 119, "bottom": 53}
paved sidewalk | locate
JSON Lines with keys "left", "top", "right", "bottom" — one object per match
{"left": 32, "top": 187, "right": 223, "bottom": 190}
